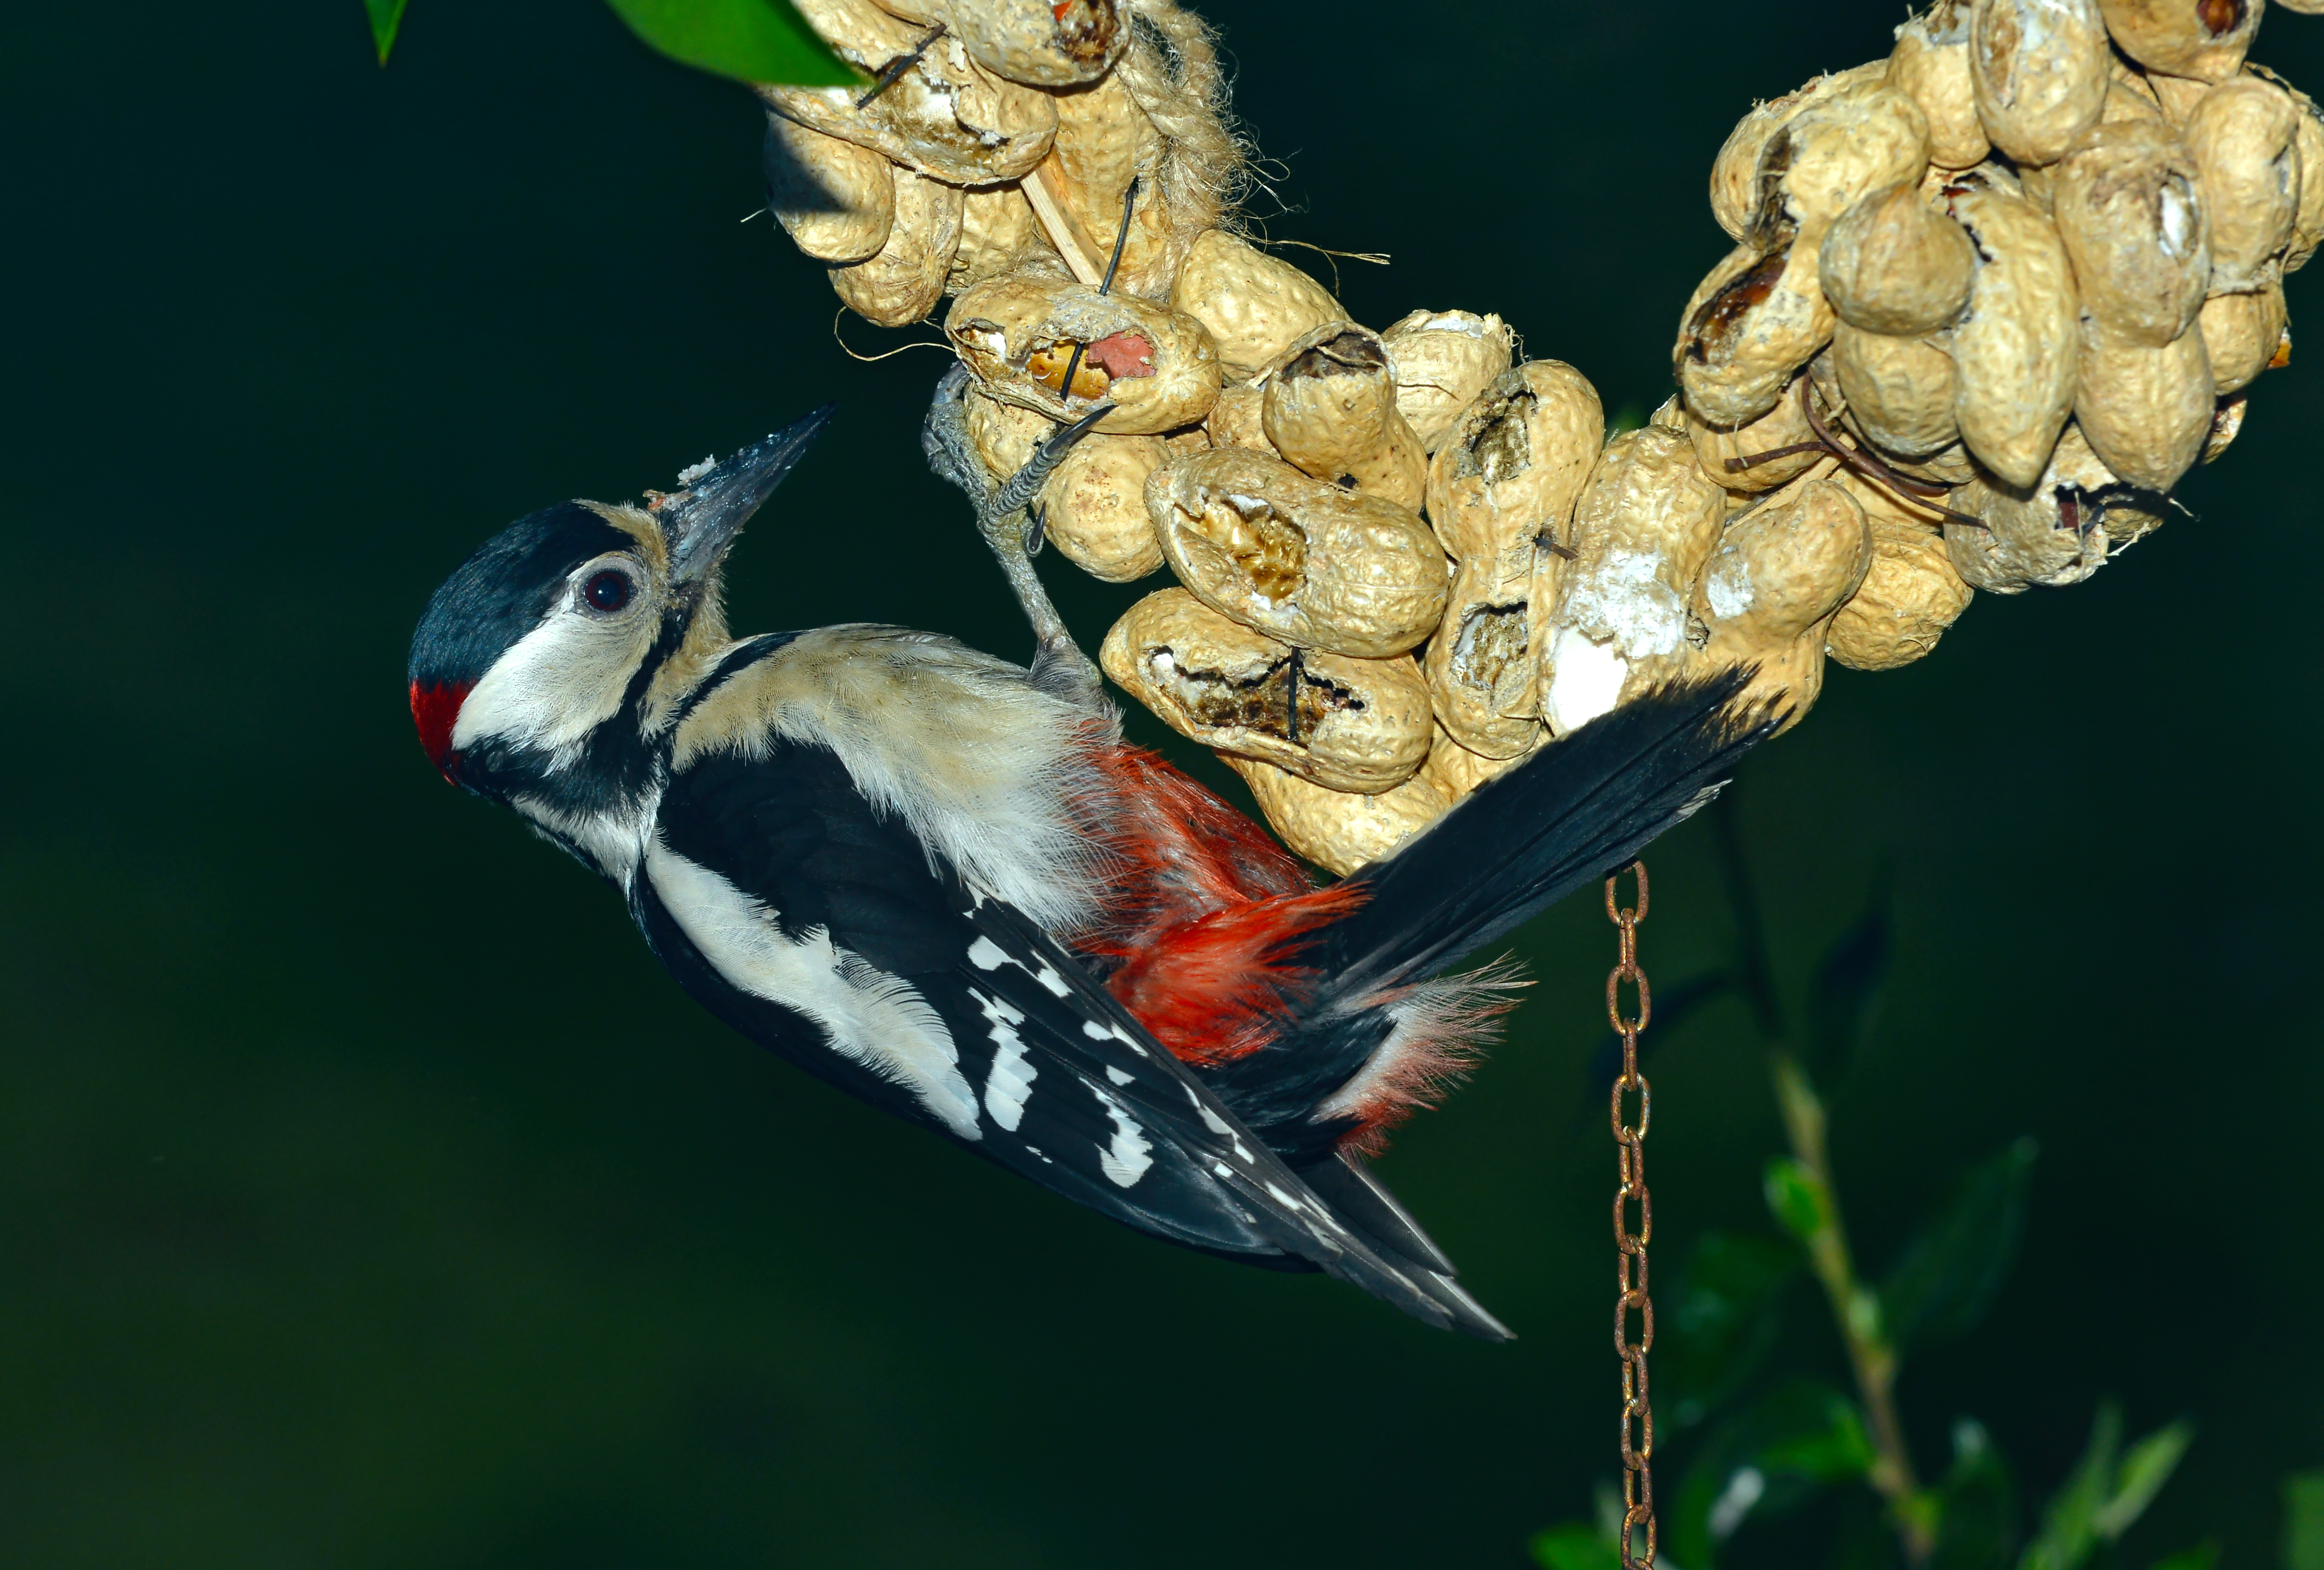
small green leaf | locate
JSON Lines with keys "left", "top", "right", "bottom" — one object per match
{"left": 2289, "top": 1471, "right": 2324, "bottom": 1570}
{"left": 2021, "top": 1404, "right": 2122, "bottom": 1570}
{"left": 1670, "top": 1381, "right": 1875, "bottom": 1568}
{"left": 2149, "top": 1543, "right": 2219, "bottom": 1570}
{"left": 603, "top": 0, "right": 858, "bottom": 86}
{"left": 1764, "top": 1156, "right": 1830, "bottom": 1245}
{"left": 2095, "top": 1421, "right": 2192, "bottom": 1540}
{"left": 1531, "top": 1523, "right": 1622, "bottom": 1570}
{"left": 1933, "top": 1419, "right": 2020, "bottom": 1570}
{"left": 1804, "top": 866, "right": 1892, "bottom": 1080}
{"left": 365, "top": 0, "right": 409, "bottom": 65}
{"left": 1880, "top": 1138, "right": 2038, "bottom": 1353}
{"left": 1663, "top": 1231, "right": 1798, "bottom": 1429}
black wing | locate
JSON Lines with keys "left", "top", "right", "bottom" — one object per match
{"left": 639, "top": 735, "right": 1508, "bottom": 1338}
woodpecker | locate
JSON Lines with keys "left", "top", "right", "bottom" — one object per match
{"left": 408, "top": 398, "right": 1770, "bottom": 1338}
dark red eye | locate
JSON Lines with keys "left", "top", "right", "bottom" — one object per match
{"left": 583, "top": 569, "right": 633, "bottom": 613}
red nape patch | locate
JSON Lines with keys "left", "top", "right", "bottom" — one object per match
{"left": 1084, "top": 332, "right": 1156, "bottom": 380}
{"left": 409, "top": 680, "right": 471, "bottom": 782}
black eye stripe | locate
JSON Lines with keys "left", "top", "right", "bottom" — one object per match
{"left": 583, "top": 568, "right": 634, "bottom": 613}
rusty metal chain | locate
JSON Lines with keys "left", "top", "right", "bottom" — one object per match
{"left": 1606, "top": 862, "right": 1656, "bottom": 1570}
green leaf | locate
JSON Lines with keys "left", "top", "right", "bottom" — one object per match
{"left": 2094, "top": 1421, "right": 2193, "bottom": 1540}
{"left": 2021, "top": 1404, "right": 2121, "bottom": 1570}
{"left": 603, "top": 0, "right": 857, "bottom": 86}
{"left": 2149, "top": 1544, "right": 2219, "bottom": 1570}
{"left": 2286, "top": 1470, "right": 2324, "bottom": 1570}
{"left": 365, "top": 0, "right": 409, "bottom": 65}
{"left": 1663, "top": 1231, "right": 1798, "bottom": 1429}
{"left": 1804, "top": 866, "right": 1892, "bottom": 1080}
{"left": 1670, "top": 1381, "right": 1876, "bottom": 1569}
{"left": 1933, "top": 1420, "right": 2020, "bottom": 1570}
{"left": 1764, "top": 1156, "right": 1831, "bottom": 1246}
{"left": 1880, "top": 1138, "right": 2038, "bottom": 1354}
{"left": 1531, "top": 1523, "right": 1622, "bottom": 1570}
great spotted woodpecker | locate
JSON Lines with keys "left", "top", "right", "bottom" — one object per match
{"left": 408, "top": 399, "right": 1768, "bottom": 1337}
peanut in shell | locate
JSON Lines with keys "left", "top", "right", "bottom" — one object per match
{"left": 2262, "top": 69, "right": 2324, "bottom": 271}
{"left": 2197, "top": 281, "right": 2289, "bottom": 391}
{"left": 1041, "top": 72, "right": 1177, "bottom": 299}
{"left": 1835, "top": 323, "right": 1962, "bottom": 458}
{"left": 1826, "top": 514, "right": 1974, "bottom": 670}
{"left": 1043, "top": 433, "right": 1168, "bottom": 581}
{"left": 1203, "top": 377, "right": 1270, "bottom": 451}
{"left": 763, "top": 113, "right": 896, "bottom": 264}
{"left": 1677, "top": 233, "right": 1838, "bottom": 428}
{"left": 2096, "top": 0, "right": 2263, "bottom": 85}
{"left": 2071, "top": 313, "right": 2215, "bottom": 491}
{"left": 1820, "top": 182, "right": 1978, "bottom": 335}
{"left": 1260, "top": 323, "right": 1428, "bottom": 511}
{"left": 2185, "top": 74, "right": 2304, "bottom": 291}
{"left": 1380, "top": 310, "right": 1516, "bottom": 453}
{"left": 1146, "top": 447, "right": 1449, "bottom": 658}
{"left": 948, "top": 186, "right": 1056, "bottom": 293}
{"left": 1939, "top": 171, "right": 2081, "bottom": 487}
{"left": 1893, "top": 3, "right": 1994, "bottom": 168}
{"left": 1969, "top": 0, "right": 2111, "bottom": 166}
{"left": 1690, "top": 472, "right": 1872, "bottom": 731}
{"left": 1225, "top": 756, "right": 1449, "bottom": 878}
{"left": 1753, "top": 84, "right": 1934, "bottom": 245}
{"left": 764, "top": 3, "right": 1057, "bottom": 185}
{"left": 1689, "top": 372, "right": 1830, "bottom": 493}
{"left": 947, "top": 274, "right": 1221, "bottom": 433}
{"left": 965, "top": 387, "right": 1052, "bottom": 477}
{"left": 1421, "top": 724, "right": 1538, "bottom": 807}
{"left": 1945, "top": 421, "right": 2121, "bottom": 589}
{"left": 1168, "top": 230, "right": 1346, "bottom": 379}
{"left": 1710, "top": 64, "right": 1890, "bottom": 241}
{"left": 2049, "top": 117, "right": 2210, "bottom": 344}
{"left": 1100, "top": 589, "right": 1429, "bottom": 792}
{"left": 829, "top": 166, "right": 963, "bottom": 326}
{"left": 915, "top": 0, "right": 1124, "bottom": 89}
{"left": 1540, "top": 427, "right": 1729, "bottom": 737}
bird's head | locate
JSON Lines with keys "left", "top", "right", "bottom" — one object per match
{"left": 407, "top": 407, "right": 830, "bottom": 801}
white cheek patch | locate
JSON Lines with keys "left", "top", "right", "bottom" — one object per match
{"left": 454, "top": 595, "right": 655, "bottom": 771}
{"left": 647, "top": 840, "right": 982, "bottom": 1140}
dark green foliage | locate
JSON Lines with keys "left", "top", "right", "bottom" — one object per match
{"left": 1932, "top": 1421, "right": 2020, "bottom": 1570}
{"left": 2289, "top": 1471, "right": 2324, "bottom": 1570}
{"left": 1532, "top": 1522, "right": 1623, "bottom": 1570}
{"left": 365, "top": 0, "right": 853, "bottom": 83}
{"left": 364, "top": 0, "right": 407, "bottom": 64}
{"left": 1802, "top": 868, "right": 1891, "bottom": 1084}
{"left": 1879, "top": 1138, "right": 2039, "bottom": 1354}
{"left": 1663, "top": 1232, "right": 1798, "bottom": 1430}
{"left": 1669, "top": 1380, "right": 1875, "bottom": 1568}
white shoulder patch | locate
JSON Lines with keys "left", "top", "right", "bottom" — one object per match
{"left": 646, "top": 839, "right": 982, "bottom": 1140}
{"left": 672, "top": 626, "right": 1112, "bottom": 935}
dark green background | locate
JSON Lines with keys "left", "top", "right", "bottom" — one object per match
{"left": 4, "top": 2, "right": 2317, "bottom": 1565}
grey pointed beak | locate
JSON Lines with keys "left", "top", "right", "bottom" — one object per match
{"left": 653, "top": 404, "right": 834, "bottom": 582}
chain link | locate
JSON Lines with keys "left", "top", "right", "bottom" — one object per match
{"left": 1606, "top": 862, "right": 1657, "bottom": 1570}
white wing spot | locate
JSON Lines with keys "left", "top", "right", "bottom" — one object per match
{"left": 1030, "top": 962, "right": 1071, "bottom": 997}
{"left": 1212, "top": 1161, "right": 1235, "bottom": 1178}
{"left": 1105, "top": 1066, "right": 1134, "bottom": 1086}
{"left": 1090, "top": 1084, "right": 1153, "bottom": 1188}
{"left": 967, "top": 936, "right": 1011, "bottom": 971}
{"left": 1198, "top": 1106, "right": 1233, "bottom": 1135}
{"left": 1234, "top": 1140, "right": 1255, "bottom": 1163}
{"left": 1264, "top": 1181, "right": 1304, "bottom": 1211}
{"left": 974, "top": 990, "right": 1036, "bottom": 1133}
{"left": 1082, "top": 1020, "right": 1112, "bottom": 1041}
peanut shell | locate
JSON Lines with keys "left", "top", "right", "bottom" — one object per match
{"left": 1260, "top": 323, "right": 1428, "bottom": 511}
{"left": 1147, "top": 448, "right": 1449, "bottom": 658}
{"left": 1101, "top": 590, "right": 1429, "bottom": 791}
{"left": 1677, "top": 232, "right": 1837, "bottom": 428}
{"left": 1945, "top": 421, "right": 2123, "bottom": 588}
{"left": 948, "top": 187, "right": 1055, "bottom": 293}
{"left": 2071, "top": 313, "right": 2214, "bottom": 491}
{"left": 2265, "top": 70, "right": 2324, "bottom": 271}
{"left": 1541, "top": 427, "right": 1730, "bottom": 737}
{"left": 2185, "top": 75, "right": 2304, "bottom": 291}
{"left": 2203, "top": 390, "right": 2247, "bottom": 461}
{"left": 2103, "top": 59, "right": 2169, "bottom": 124}
{"left": 1835, "top": 323, "right": 1962, "bottom": 458}
{"left": 1690, "top": 472, "right": 1872, "bottom": 731}
{"left": 947, "top": 274, "right": 1221, "bottom": 433}
{"left": 1425, "top": 361, "right": 1607, "bottom": 563}
{"left": 1380, "top": 310, "right": 1516, "bottom": 453}
{"left": 1168, "top": 231, "right": 1346, "bottom": 379}
{"left": 763, "top": 113, "right": 896, "bottom": 264}
{"left": 965, "top": 387, "right": 1051, "bottom": 476}
{"left": 1939, "top": 170, "right": 2081, "bottom": 487}
{"left": 1820, "top": 182, "right": 1977, "bottom": 335}
{"left": 920, "top": 0, "right": 1124, "bottom": 89}
{"left": 1826, "top": 514, "right": 1974, "bottom": 669}
{"left": 1893, "top": 3, "right": 1994, "bottom": 168}
{"left": 1753, "top": 84, "right": 1934, "bottom": 244}
{"left": 829, "top": 166, "right": 963, "bottom": 326}
{"left": 1710, "top": 64, "right": 1890, "bottom": 241}
{"left": 1044, "top": 433, "right": 1168, "bottom": 581}
{"left": 1226, "top": 757, "right": 1449, "bottom": 877}
{"left": 1421, "top": 724, "right": 1538, "bottom": 807}
{"left": 1203, "top": 377, "right": 1270, "bottom": 451}
{"left": 763, "top": 4, "right": 1057, "bottom": 185}
{"left": 2097, "top": 0, "right": 2263, "bottom": 85}
{"left": 2049, "top": 117, "right": 2210, "bottom": 344}
{"left": 1042, "top": 72, "right": 1176, "bottom": 299}
{"left": 1689, "top": 372, "right": 1829, "bottom": 493}
{"left": 2197, "top": 281, "right": 2289, "bottom": 391}
{"left": 1969, "top": 0, "right": 2111, "bottom": 165}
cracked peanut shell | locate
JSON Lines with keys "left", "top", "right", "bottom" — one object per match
{"left": 764, "top": 2, "right": 1057, "bottom": 185}
{"left": 2097, "top": 0, "right": 2263, "bottom": 85}
{"left": 2049, "top": 117, "right": 2211, "bottom": 344}
{"left": 1710, "top": 64, "right": 1890, "bottom": 241}
{"left": 1968, "top": 0, "right": 2111, "bottom": 166}
{"left": 1101, "top": 589, "right": 1431, "bottom": 792}
{"left": 830, "top": 166, "right": 963, "bottom": 326}
{"left": 947, "top": 274, "right": 1221, "bottom": 433}
{"left": 2185, "top": 74, "right": 2304, "bottom": 291}
{"left": 1677, "top": 232, "right": 1838, "bottom": 427}
{"left": 1540, "top": 427, "right": 1730, "bottom": 737}
{"left": 1168, "top": 230, "right": 1346, "bottom": 379}
{"left": 1751, "top": 83, "right": 1934, "bottom": 245}
{"left": 1225, "top": 756, "right": 1450, "bottom": 877}
{"left": 1380, "top": 310, "right": 1516, "bottom": 452}
{"left": 1939, "top": 170, "right": 2081, "bottom": 486}
{"left": 1147, "top": 447, "right": 1448, "bottom": 658}
{"left": 1040, "top": 71, "right": 1178, "bottom": 299}
{"left": 875, "top": 0, "right": 1123, "bottom": 89}
{"left": 1892, "top": 2, "right": 1993, "bottom": 169}
{"left": 1944, "top": 421, "right": 2129, "bottom": 588}
{"left": 1261, "top": 322, "right": 1428, "bottom": 511}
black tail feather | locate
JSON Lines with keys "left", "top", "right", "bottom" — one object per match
{"left": 1326, "top": 672, "right": 1776, "bottom": 993}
